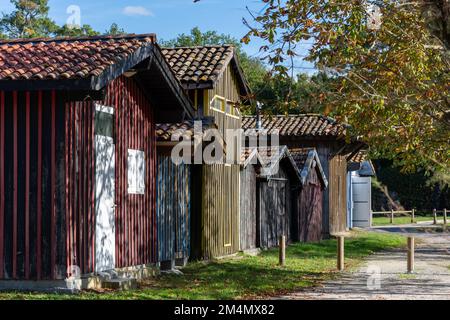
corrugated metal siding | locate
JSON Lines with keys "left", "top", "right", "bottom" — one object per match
{"left": 239, "top": 165, "right": 257, "bottom": 250}
{"left": 0, "top": 76, "right": 157, "bottom": 280}
{"left": 108, "top": 76, "right": 157, "bottom": 268}
{"left": 156, "top": 154, "right": 190, "bottom": 262}
{"left": 65, "top": 75, "right": 157, "bottom": 275}
{"left": 201, "top": 164, "right": 240, "bottom": 259}
{"left": 65, "top": 99, "right": 95, "bottom": 276}
{"left": 0, "top": 90, "right": 66, "bottom": 280}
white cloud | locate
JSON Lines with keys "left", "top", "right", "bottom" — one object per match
{"left": 122, "top": 6, "right": 154, "bottom": 17}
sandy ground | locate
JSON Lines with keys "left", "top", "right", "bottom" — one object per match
{"left": 276, "top": 223, "right": 450, "bottom": 300}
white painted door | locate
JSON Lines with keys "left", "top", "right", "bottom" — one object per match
{"left": 352, "top": 176, "right": 372, "bottom": 228}
{"left": 95, "top": 106, "right": 116, "bottom": 273}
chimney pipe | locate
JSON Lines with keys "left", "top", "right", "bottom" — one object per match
{"left": 256, "top": 102, "right": 263, "bottom": 130}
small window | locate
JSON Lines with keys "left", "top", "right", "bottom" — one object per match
{"left": 226, "top": 101, "right": 233, "bottom": 115}
{"left": 95, "top": 105, "right": 115, "bottom": 139}
{"left": 128, "top": 149, "right": 145, "bottom": 195}
{"left": 211, "top": 96, "right": 225, "bottom": 112}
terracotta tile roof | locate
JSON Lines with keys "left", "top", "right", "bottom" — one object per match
{"left": 290, "top": 148, "right": 328, "bottom": 187}
{"left": 156, "top": 120, "right": 218, "bottom": 142}
{"left": 257, "top": 146, "right": 300, "bottom": 183}
{"left": 241, "top": 147, "right": 255, "bottom": 164}
{"left": 240, "top": 147, "right": 265, "bottom": 168}
{"left": 349, "top": 150, "right": 368, "bottom": 163}
{"left": 257, "top": 146, "right": 286, "bottom": 168}
{"left": 242, "top": 114, "right": 348, "bottom": 138}
{"left": 156, "top": 121, "right": 195, "bottom": 142}
{"left": 161, "top": 45, "right": 234, "bottom": 87}
{"left": 0, "top": 34, "right": 156, "bottom": 81}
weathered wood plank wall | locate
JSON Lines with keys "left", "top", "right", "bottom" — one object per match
{"left": 156, "top": 153, "right": 190, "bottom": 262}
{"left": 297, "top": 168, "right": 323, "bottom": 242}
{"left": 239, "top": 164, "right": 257, "bottom": 250}
{"left": 201, "top": 164, "right": 240, "bottom": 259}
{"left": 190, "top": 63, "right": 242, "bottom": 259}
{"left": 328, "top": 154, "right": 347, "bottom": 235}
{"left": 279, "top": 139, "right": 347, "bottom": 236}
{"left": 257, "top": 166, "right": 292, "bottom": 249}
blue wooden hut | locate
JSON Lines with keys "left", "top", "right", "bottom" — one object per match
{"left": 155, "top": 122, "right": 194, "bottom": 268}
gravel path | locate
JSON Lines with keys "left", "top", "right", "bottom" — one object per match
{"left": 277, "top": 223, "right": 450, "bottom": 300}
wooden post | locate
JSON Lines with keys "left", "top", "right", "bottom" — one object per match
{"left": 444, "top": 209, "right": 447, "bottom": 230}
{"left": 407, "top": 237, "right": 414, "bottom": 273}
{"left": 433, "top": 209, "right": 437, "bottom": 225}
{"left": 279, "top": 235, "right": 285, "bottom": 266}
{"left": 337, "top": 236, "right": 345, "bottom": 271}
{"left": 390, "top": 209, "right": 394, "bottom": 224}
{"left": 411, "top": 209, "right": 415, "bottom": 224}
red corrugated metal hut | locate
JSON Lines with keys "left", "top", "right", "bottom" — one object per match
{"left": 0, "top": 34, "right": 194, "bottom": 287}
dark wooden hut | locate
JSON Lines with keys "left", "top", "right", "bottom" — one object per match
{"left": 239, "top": 148, "right": 264, "bottom": 251}
{"left": 0, "top": 34, "right": 194, "bottom": 286}
{"left": 243, "top": 115, "right": 366, "bottom": 237}
{"left": 290, "top": 148, "right": 328, "bottom": 242}
{"left": 256, "top": 146, "right": 301, "bottom": 249}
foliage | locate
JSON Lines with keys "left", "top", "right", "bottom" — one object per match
{"left": 0, "top": 0, "right": 124, "bottom": 38}
{"left": 0, "top": 0, "right": 58, "bottom": 38}
{"left": 161, "top": 27, "right": 333, "bottom": 115}
{"left": 0, "top": 231, "right": 406, "bottom": 300}
{"left": 54, "top": 24, "right": 99, "bottom": 37}
{"left": 243, "top": 0, "right": 450, "bottom": 175}
{"left": 254, "top": 72, "right": 333, "bottom": 115}
{"left": 374, "top": 159, "right": 450, "bottom": 210}
{"left": 105, "top": 23, "right": 126, "bottom": 36}
{"left": 161, "top": 26, "right": 239, "bottom": 48}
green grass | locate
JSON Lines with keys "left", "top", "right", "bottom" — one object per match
{"left": 398, "top": 274, "right": 417, "bottom": 280}
{"left": 372, "top": 216, "right": 434, "bottom": 226}
{"left": 0, "top": 231, "right": 406, "bottom": 300}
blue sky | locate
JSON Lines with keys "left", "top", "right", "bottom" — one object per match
{"left": 0, "top": 0, "right": 314, "bottom": 71}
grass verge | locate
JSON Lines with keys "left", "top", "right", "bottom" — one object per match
{"left": 0, "top": 230, "right": 406, "bottom": 300}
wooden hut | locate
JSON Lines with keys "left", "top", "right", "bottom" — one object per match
{"left": 155, "top": 146, "right": 191, "bottom": 268}
{"left": 243, "top": 115, "right": 366, "bottom": 237}
{"left": 290, "top": 148, "right": 328, "bottom": 242}
{"left": 239, "top": 148, "right": 264, "bottom": 251}
{"left": 0, "top": 34, "right": 194, "bottom": 287}
{"left": 256, "top": 146, "right": 301, "bottom": 249}
{"left": 162, "top": 46, "right": 251, "bottom": 259}
{"left": 154, "top": 120, "right": 216, "bottom": 267}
